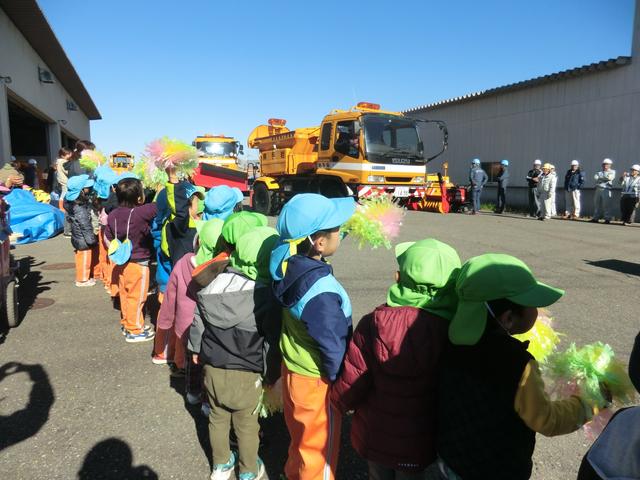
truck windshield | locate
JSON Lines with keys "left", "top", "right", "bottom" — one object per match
{"left": 196, "top": 142, "right": 236, "bottom": 157}
{"left": 363, "top": 115, "right": 423, "bottom": 164}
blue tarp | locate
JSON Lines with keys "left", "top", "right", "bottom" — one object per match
{"left": 4, "top": 189, "right": 64, "bottom": 244}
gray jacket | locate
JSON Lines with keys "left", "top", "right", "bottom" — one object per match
{"left": 189, "top": 268, "right": 282, "bottom": 384}
{"left": 469, "top": 167, "right": 488, "bottom": 188}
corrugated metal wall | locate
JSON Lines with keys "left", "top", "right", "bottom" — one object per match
{"left": 410, "top": 3, "right": 640, "bottom": 216}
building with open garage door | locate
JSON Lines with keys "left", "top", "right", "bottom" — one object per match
{"left": 405, "top": 0, "right": 640, "bottom": 218}
{"left": 0, "top": 0, "right": 100, "bottom": 178}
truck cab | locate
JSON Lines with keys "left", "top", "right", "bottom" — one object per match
{"left": 315, "top": 103, "right": 429, "bottom": 198}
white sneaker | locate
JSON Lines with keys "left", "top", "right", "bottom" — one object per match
{"left": 75, "top": 279, "right": 96, "bottom": 287}
{"left": 211, "top": 452, "right": 237, "bottom": 480}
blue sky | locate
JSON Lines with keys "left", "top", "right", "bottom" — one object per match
{"left": 39, "top": 0, "right": 635, "bottom": 159}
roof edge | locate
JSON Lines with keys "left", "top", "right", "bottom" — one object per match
{"left": 403, "top": 56, "right": 632, "bottom": 114}
{"left": 0, "top": 0, "right": 101, "bottom": 120}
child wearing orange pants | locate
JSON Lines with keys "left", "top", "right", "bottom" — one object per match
{"left": 270, "top": 194, "right": 356, "bottom": 480}
{"left": 105, "top": 177, "right": 157, "bottom": 343}
{"left": 65, "top": 174, "right": 98, "bottom": 287}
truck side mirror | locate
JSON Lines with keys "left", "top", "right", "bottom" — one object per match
{"left": 238, "top": 144, "right": 244, "bottom": 155}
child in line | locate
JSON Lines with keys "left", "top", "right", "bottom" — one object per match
{"left": 163, "top": 180, "right": 205, "bottom": 265}
{"left": 184, "top": 211, "right": 268, "bottom": 409}
{"left": 64, "top": 174, "right": 98, "bottom": 287}
{"left": 190, "top": 227, "right": 282, "bottom": 480}
{"left": 153, "top": 219, "right": 224, "bottom": 369}
{"left": 332, "top": 239, "right": 461, "bottom": 480}
{"left": 151, "top": 187, "right": 172, "bottom": 302}
{"left": 270, "top": 193, "right": 356, "bottom": 480}
{"left": 105, "top": 178, "right": 157, "bottom": 343}
{"left": 92, "top": 166, "right": 120, "bottom": 293}
{"left": 203, "top": 185, "right": 243, "bottom": 220}
{"left": 436, "top": 254, "right": 606, "bottom": 480}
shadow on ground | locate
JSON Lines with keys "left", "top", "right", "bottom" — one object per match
{"left": 585, "top": 259, "right": 640, "bottom": 277}
{"left": 0, "top": 362, "right": 55, "bottom": 452}
{"left": 77, "top": 437, "right": 158, "bottom": 480}
{"left": 18, "top": 256, "right": 55, "bottom": 321}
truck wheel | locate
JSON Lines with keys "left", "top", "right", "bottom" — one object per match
{"left": 3, "top": 279, "right": 19, "bottom": 328}
{"left": 253, "top": 183, "right": 273, "bottom": 215}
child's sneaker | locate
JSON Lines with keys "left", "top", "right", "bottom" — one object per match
{"left": 123, "top": 325, "right": 152, "bottom": 337}
{"left": 210, "top": 452, "right": 237, "bottom": 480}
{"left": 75, "top": 279, "right": 96, "bottom": 287}
{"left": 125, "top": 330, "right": 156, "bottom": 343}
{"left": 238, "top": 458, "right": 265, "bottom": 480}
{"left": 151, "top": 353, "right": 169, "bottom": 365}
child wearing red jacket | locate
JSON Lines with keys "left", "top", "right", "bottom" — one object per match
{"left": 331, "top": 239, "right": 461, "bottom": 479}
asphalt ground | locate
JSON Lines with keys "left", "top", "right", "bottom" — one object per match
{"left": 1, "top": 210, "right": 639, "bottom": 479}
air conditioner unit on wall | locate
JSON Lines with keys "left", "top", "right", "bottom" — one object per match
{"left": 38, "top": 67, "right": 54, "bottom": 84}
{"left": 66, "top": 100, "right": 77, "bottom": 111}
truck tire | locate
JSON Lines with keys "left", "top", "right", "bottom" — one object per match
{"left": 253, "top": 183, "right": 273, "bottom": 216}
{"left": 3, "top": 279, "right": 18, "bottom": 328}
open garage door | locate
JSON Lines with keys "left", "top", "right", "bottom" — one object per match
{"left": 8, "top": 99, "right": 48, "bottom": 162}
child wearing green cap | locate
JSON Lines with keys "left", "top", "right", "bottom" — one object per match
{"left": 332, "top": 239, "right": 460, "bottom": 480}
{"left": 189, "top": 227, "right": 282, "bottom": 480}
{"left": 270, "top": 193, "right": 356, "bottom": 480}
{"left": 436, "top": 253, "right": 606, "bottom": 480}
{"left": 152, "top": 219, "right": 225, "bottom": 369}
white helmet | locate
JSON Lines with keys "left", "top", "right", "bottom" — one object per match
{"left": 632, "top": 164, "right": 640, "bottom": 172}
{"left": 602, "top": 158, "right": 613, "bottom": 165}
{"left": 533, "top": 159, "right": 542, "bottom": 165}
{"left": 570, "top": 160, "right": 579, "bottom": 166}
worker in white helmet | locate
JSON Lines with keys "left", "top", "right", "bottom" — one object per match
{"left": 537, "top": 163, "right": 554, "bottom": 220}
{"left": 563, "top": 160, "right": 585, "bottom": 219}
{"left": 619, "top": 164, "right": 640, "bottom": 225}
{"left": 549, "top": 165, "right": 558, "bottom": 217}
{"left": 526, "top": 159, "right": 542, "bottom": 217}
{"left": 591, "top": 158, "right": 616, "bottom": 223}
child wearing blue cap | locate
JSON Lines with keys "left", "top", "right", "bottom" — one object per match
{"left": 203, "top": 185, "right": 243, "bottom": 221}
{"left": 64, "top": 174, "right": 98, "bottom": 287}
{"left": 270, "top": 193, "right": 356, "bottom": 480}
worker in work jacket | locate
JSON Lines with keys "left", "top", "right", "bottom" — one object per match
{"left": 619, "top": 165, "right": 640, "bottom": 225}
{"left": 591, "top": 158, "right": 616, "bottom": 223}
{"left": 469, "top": 159, "right": 488, "bottom": 214}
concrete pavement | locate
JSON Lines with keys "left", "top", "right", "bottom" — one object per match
{"left": 1, "top": 210, "right": 638, "bottom": 479}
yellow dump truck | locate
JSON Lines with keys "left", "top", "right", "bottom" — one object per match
{"left": 192, "top": 134, "right": 253, "bottom": 191}
{"left": 247, "top": 102, "right": 450, "bottom": 215}
{"left": 110, "top": 152, "right": 134, "bottom": 174}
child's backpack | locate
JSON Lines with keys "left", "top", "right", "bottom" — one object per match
{"left": 108, "top": 209, "right": 134, "bottom": 265}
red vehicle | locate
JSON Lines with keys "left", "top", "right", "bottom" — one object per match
{"left": 0, "top": 198, "right": 19, "bottom": 328}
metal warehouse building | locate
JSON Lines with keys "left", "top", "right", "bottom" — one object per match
{"left": 0, "top": 0, "right": 100, "bottom": 170}
{"left": 406, "top": 1, "right": 640, "bottom": 216}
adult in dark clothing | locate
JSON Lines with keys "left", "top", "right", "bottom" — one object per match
{"left": 468, "top": 158, "right": 488, "bottom": 214}
{"left": 23, "top": 159, "right": 38, "bottom": 188}
{"left": 495, "top": 159, "right": 510, "bottom": 214}
{"left": 563, "top": 160, "right": 585, "bottom": 219}
{"left": 526, "top": 159, "right": 542, "bottom": 217}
